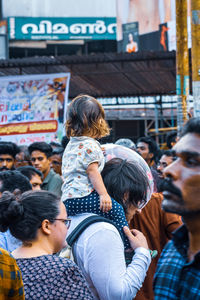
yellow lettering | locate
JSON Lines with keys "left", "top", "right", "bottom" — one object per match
{"left": 0, "top": 124, "right": 28, "bottom": 135}
{"left": 29, "top": 122, "right": 56, "bottom": 132}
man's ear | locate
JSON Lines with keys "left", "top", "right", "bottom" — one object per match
{"left": 41, "top": 219, "right": 51, "bottom": 235}
{"left": 123, "top": 191, "right": 129, "bottom": 202}
{"left": 171, "top": 141, "right": 177, "bottom": 147}
{"left": 149, "top": 153, "right": 154, "bottom": 160}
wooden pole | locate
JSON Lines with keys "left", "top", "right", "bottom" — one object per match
{"left": 191, "top": 0, "right": 200, "bottom": 116}
{"left": 176, "top": 0, "right": 189, "bottom": 133}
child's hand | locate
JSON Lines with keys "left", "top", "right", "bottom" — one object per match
{"left": 100, "top": 194, "right": 112, "bottom": 212}
{"left": 101, "top": 146, "right": 106, "bottom": 156}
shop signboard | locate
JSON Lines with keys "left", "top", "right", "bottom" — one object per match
{"left": 0, "top": 73, "right": 70, "bottom": 145}
{"left": 8, "top": 17, "right": 116, "bottom": 40}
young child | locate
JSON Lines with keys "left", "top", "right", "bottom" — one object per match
{"left": 61, "top": 95, "right": 134, "bottom": 249}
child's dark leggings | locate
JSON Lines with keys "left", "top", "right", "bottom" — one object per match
{"left": 64, "top": 190, "right": 130, "bottom": 250}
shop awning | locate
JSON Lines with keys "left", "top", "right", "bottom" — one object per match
{"left": 0, "top": 51, "right": 182, "bottom": 98}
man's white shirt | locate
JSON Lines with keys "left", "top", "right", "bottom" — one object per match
{"left": 67, "top": 213, "right": 151, "bottom": 300}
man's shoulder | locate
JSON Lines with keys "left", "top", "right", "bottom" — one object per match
{"left": 154, "top": 226, "right": 200, "bottom": 299}
{"left": 158, "top": 225, "right": 190, "bottom": 266}
{"left": 158, "top": 239, "right": 176, "bottom": 258}
{"left": 156, "top": 238, "right": 183, "bottom": 273}
{"left": 0, "top": 247, "right": 16, "bottom": 266}
{"left": 0, "top": 247, "right": 11, "bottom": 257}
{"left": 68, "top": 214, "right": 120, "bottom": 237}
{"left": 42, "top": 169, "right": 62, "bottom": 195}
{"left": 150, "top": 192, "right": 163, "bottom": 203}
{"left": 48, "top": 169, "right": 62, "bottom": 183}
{"left": 52, "top": 171, "right": 63, "bottom": 182}
{"left": 67, "top": 214, "right": 123, "bottom": 257}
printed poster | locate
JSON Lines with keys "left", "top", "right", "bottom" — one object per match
{"left": 0, "top": 73, "right": 70, "bottom": 145}
{"left": 122, "top": 22, "right": 139, "bottom": 53}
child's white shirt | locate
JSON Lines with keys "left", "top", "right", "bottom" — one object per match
{"left": 61, "top": 136, "right": 105, "bottom": 201}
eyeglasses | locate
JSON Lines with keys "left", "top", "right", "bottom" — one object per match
{"left": 137, "top": 200, "right": 146, "bottom": 209}
{"left": 53, "top": 218, "right": 71, "bottom": 229}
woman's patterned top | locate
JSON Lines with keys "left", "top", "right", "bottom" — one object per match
{"left": 16, "top": 255, "right": 93, "bottom": 300}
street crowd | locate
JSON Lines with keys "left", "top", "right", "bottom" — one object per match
{"left": 0, "top": 94, "right": 200, "bottom": 300}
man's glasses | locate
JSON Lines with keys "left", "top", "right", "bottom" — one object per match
{"left": 137, "top": 200, "right": 146, "bottom": 209}
{"left": 53, "top": 218, "right": 71, "bottom": 229}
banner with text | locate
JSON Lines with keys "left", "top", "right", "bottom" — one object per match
{"left": 0, "top": 73, "right": 70, "bottom": 145}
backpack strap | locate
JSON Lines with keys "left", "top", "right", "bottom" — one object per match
{"left": 67, "top": 215, "right": 123, "bottom": 247}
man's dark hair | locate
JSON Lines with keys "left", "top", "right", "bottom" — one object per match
{"left": 28, "top": 142, "right": 53, "bottom": 158}
{"left": 18, "top": 145, "right": 31, "bottom": 162}
{"left": 49, "top": 142, "right": 62, "bottom": 149}
{"left": 0, "top": 190, "right": 60, "bottom": 242}
{"left": 17, "top": 166, "right": 43, "bottom": 181}
{"left": 180, "top": 117, "right": 200, "bottom": 137}
{"left": 102, "top": 158, "right": 149, "bottom": 211}
{"left": 0, "top": 170, "right": 32, "bottom": 194}
{"left": 52, "top": 147, "right": 64, "bottom": 157}
{"left": 0, "top": 142, "right": 20, "bottom": 158}
{"left": 137, "top": 136, "right": 160, "bottom": 163}
{"left": 161, "top": 150, "right": 174, "bottom": 157}
{"left": 166, "top": 131, "right": 177, "bottom": 149}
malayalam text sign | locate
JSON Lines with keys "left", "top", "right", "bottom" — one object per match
{"left": 0, "top": 73, "right": 70, "bottom": 145}
{"left": 8, "top": 17, "right": 116, "bottom": 40}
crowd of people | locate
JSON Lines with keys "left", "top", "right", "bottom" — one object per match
{"left": 0, "top": 94, "right": 199, "bottom": 299}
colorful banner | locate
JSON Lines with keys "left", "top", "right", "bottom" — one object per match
{"left": 0, "top": 73, "right": 70, "bottom": 145}
{"left": 8, "top": 17, "right": 116, "bottom": 41}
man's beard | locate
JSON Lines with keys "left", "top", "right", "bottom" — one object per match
{"left": 156, "top": 176, "right": 164, "bottom": 193}
{"left": 160, "top": 178, "right": 200, "bottom": 217}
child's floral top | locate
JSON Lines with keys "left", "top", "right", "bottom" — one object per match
{"left": 61, "top": 136, "right": 105, "bottom": 201}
